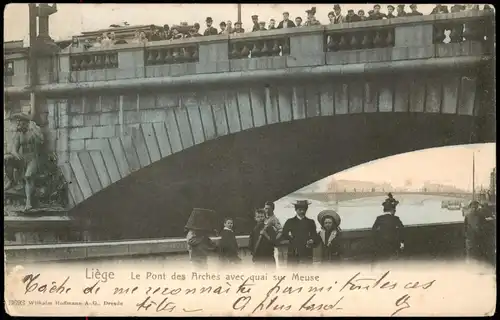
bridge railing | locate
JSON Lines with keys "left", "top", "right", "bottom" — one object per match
{"left": 5, "top": 221, "right": 465, "bottom": 264}
{"left": 4, "top": 10, "right": 494, "bottom": 91}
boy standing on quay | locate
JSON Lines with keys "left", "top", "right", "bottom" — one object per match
{"left": 249, "top": 209, "right": 277, "bottom": 268}
{"left": 218, "top": 217, "right": 241, "bottom": 265}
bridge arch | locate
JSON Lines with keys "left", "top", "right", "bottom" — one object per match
{"left": 67, "top": 111, "right": 487, "bottom": 240}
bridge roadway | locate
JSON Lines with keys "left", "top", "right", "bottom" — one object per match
{"left": 5, "top": 221, "right": 467, "bottom": 267}
{"left": 4, "top": 10, "right": 495, "bottom": 240}
{"left": 295, "top": 191, "right": 472, "bottom": 202}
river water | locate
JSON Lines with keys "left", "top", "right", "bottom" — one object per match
{"left": 273, "top": 194, "right": 466, "bottom": 231}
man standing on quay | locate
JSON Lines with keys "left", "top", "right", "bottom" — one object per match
{"left": 280, "top": 200, "right": 320, "bottom": 266}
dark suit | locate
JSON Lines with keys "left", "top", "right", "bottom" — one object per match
{"left": 281, "top": 216, "right": 320, "bottom": 265}
{"left": 277, "top": 20, "right": 296, "bottom": 29}
{"left": 203, "top": 26, "right": 218, "bottom": 36}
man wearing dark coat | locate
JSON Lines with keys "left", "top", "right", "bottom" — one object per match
{"left": 407, "top": 4, "right": 423, "bottom": 16}
{"left": 233, "top": 21, "right": 245, "bottom": 33}
{"left": 430, "top": 4, "right": 449, "bottom": 14}
{"left": 251, "top": 15, "right": 260, "bottom": 32}
{"left": 372, "top": 198, "right": 405, "bottom": 261}
{"left": 280, "top": 200, "right": 321, "bottom": 265}
{"left": 396, "top": 5, "right": 407, "bottom": 17}
{"left": 277, "top": 12, "right": 296, "bottom": 29}
{"left": 386, "top": 5, "right": 396, "bottom": 19}
{"left": 369, "top": 4, "right": 387, "bottom": 20}
{"left": 203, "top": 17, "right": 218, "bottom": 36}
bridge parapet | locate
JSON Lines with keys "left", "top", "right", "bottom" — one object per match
{"left": 4, "top": 10, "right": 494, "bottom": 91}
{"left": 4, "top": 222, "right": 466, "bottom": 264}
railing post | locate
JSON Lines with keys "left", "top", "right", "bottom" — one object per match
{"left": 117, "top": 44, "right": 145, "bottom": 80}
{"left": 287, "top": 26, "right": 325, "bottom": 67}
{"left": 197, "top": 35, "right": 230, "bottom": 73}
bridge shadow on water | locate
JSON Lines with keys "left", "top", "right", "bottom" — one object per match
{"left": 69, "top": 113, "right": 484, "bottom": 241}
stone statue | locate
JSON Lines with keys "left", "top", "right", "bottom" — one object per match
{"left": 4, "top": 113, "right": 44, "bottom": 211}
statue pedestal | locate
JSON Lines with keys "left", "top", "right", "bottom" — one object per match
{"left": 4, "top": 198, "right": 90, "bottom": 245}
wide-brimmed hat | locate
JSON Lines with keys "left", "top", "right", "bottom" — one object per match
{"left": 293, "top": 200, "right": 311, "bottom": 208}
{"left": 318, "top": 209, "right": 341, "bottom": 227}
{"left": 185, "top": 208, "right": 217, "bottom": 231}
{"left": 10, "top": 113, "right": 31, "bottom": 122}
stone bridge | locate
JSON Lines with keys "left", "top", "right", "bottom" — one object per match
{"left": 4, "top": 11, "right": 495, "bottom": 240}
{"left": 296, "top": 191, "right": 472, "bottom": 203}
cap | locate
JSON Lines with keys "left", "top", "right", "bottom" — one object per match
{"left": 348, "top": 9, "right": 354, "bottom": 13}
{"left": 206, "top": 17, "right": 213, "bottom": 22}
{"left": 259, "top": 21, "right": 265, "bottom": 25}
{"left": 374, "top": 4, "right": 381, "bottom": 9}
{"left": 333, "top": 4, "right": 341, "bottom": 10}
{"left": 398, "top": 4, "right": 405, "bottom": 8}
{"left": 283, "top": 11, "right": 289, "bottom": 15}
{"left": 219, "top": 21, "right": 226, "bottom": 26}
{"left": 234, "top": 21, "right": 242, "bottom": 25}
{"left": 410, "top": 4, "right": 417, "bottom": 9}
{"left": 251, "top": 15, "right": 258, "bottom": 19}
{"left": 387, "top": 5, "right": 395, "bottom": 10}
{"left": 295, "top": 16, "right": 302, "bottom": 20}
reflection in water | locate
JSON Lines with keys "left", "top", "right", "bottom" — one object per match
{"left": 273, "top": 195, "right": 465, "bottom": 231}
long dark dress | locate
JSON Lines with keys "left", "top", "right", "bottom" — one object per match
{"left": 318, "top": 229, "right": 342, "bottom": 263}
{"left": 372, "top": 213, "right": 405, "bottom": 260}
{"left": 219, "top": 229, "right": 241, "bottom": 264}
{"left": 281, "top": 216, "right": 321, "bottom": 265}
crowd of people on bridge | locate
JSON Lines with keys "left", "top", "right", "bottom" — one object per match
{"left": 77, "top": 4, "right": 493, "bottom": 49}
{"left": 185, "top": 191, "right": 495, "bottom": 269}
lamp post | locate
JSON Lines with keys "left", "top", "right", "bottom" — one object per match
{"left": 28, "top": 3, "right": 38, "bottom": 123}
{"left": 237, "top": 4, "right": 242, "bottom": 23}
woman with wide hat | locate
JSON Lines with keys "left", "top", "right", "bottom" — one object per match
{"left": 317, "top": 210, "right": 343, "bottom": 263}
{"left": 185, "top": 208, "right": 218, "bottom": 268}
{"left": 280, "top": 200, "right": 321, "bottom": 266}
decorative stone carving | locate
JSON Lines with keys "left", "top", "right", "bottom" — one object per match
{"left": 4, "top": 113, "right": 68, "bottom": 214}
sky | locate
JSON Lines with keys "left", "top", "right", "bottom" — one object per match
{"left": 3, "top": 4, "right": 496, "bottom": 191}
{"left": 317, "top": 143, "right": 496, "bottom": 192}
{"left": 3, "top": 4, "right": 472, "bottom": 43}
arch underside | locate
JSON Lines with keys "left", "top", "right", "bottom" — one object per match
{"left": 68, "top": 113, "right": 489, "bottom": 240}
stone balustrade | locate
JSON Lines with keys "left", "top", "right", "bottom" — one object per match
{"left": 4, "top": 221, "right": 466, "bottom": 264}
{"left": 3, "top": 10, "right": 494, "bottom": 92}
{"left": 229, "top": 31, "right": 290, "bottom": 59}
{"left": 144, "top": 42, "right": 199, "bottom": 66}
{"left": 70, "top": 51, "right": 119, "bottom": 71}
